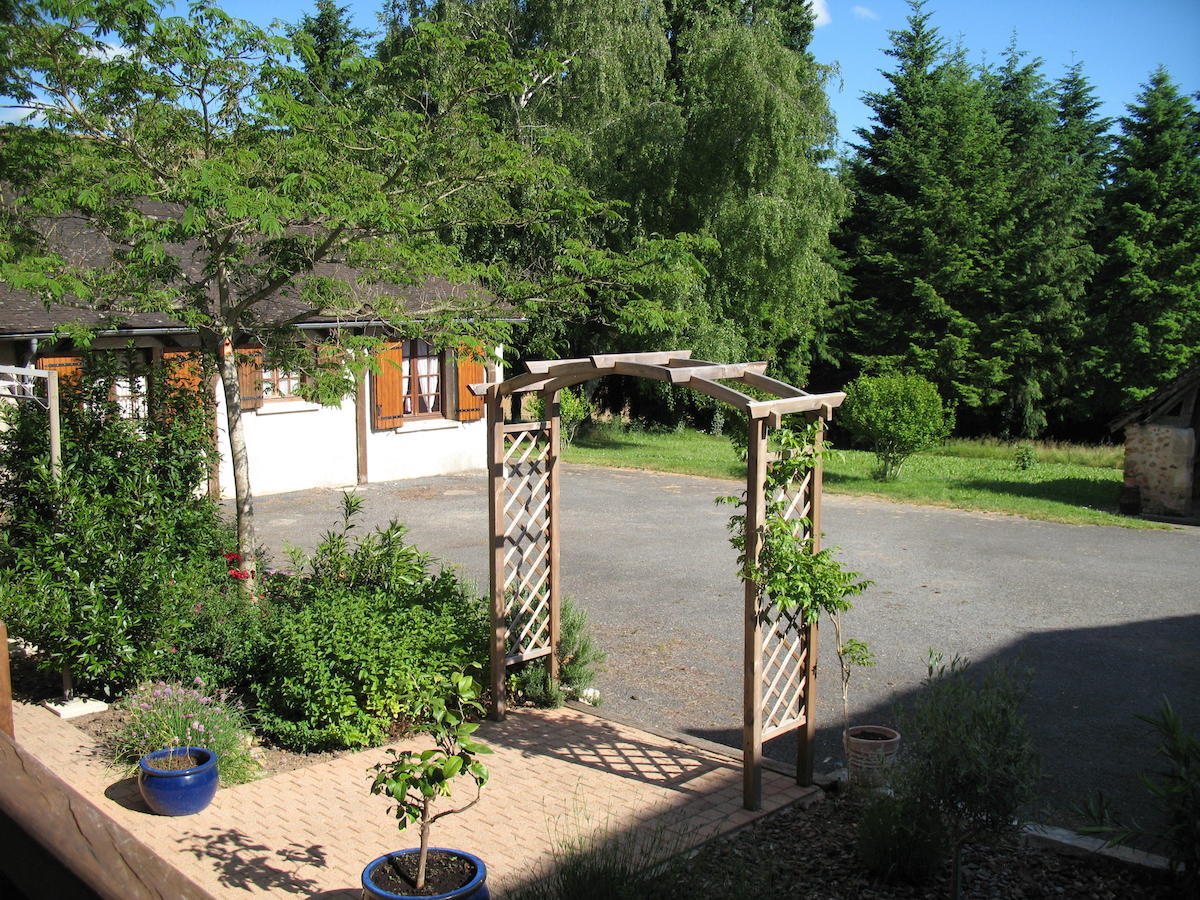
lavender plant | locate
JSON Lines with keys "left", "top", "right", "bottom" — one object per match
{"left": 109, "top": 679, "right": 259, "bottom": 785}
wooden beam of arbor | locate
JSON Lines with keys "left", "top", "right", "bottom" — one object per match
{"left": 746, "top": 391, "right": 846, "bottom": 420}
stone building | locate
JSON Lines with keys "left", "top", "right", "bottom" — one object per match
{"left": 1111, "top": 364, "right": 1200, "bottom": 519}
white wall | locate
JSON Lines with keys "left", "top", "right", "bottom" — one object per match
{"left": 214, "top": 351, "right": 499, "bottom": 498}
{"left": 366, "top": 416, "right": 487, "bottom": 483}
{"left": 215, "top": 391, "right": 359, "bottom": 498}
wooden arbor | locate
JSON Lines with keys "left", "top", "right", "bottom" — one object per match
{"left": 470, "top": 351, "right": 845, "bottom": 809}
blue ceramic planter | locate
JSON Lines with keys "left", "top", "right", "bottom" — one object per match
{"left": 137, "top": 747, "right": 218, "bottom": 816}
{"left": 362, "top": 849, "right": 489, "bottom": 900}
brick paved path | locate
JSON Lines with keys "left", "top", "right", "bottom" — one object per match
{"left": 13, "top": 701, "right": 816, "bottom": 897}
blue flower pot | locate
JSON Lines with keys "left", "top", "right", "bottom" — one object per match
{"left": 362, "top": 849, "right": 489, "bottom": 900}
{"left": 137, "top": 747, "right": 219, "bottom": 816}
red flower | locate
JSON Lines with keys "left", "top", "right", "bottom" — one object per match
{"left": 223, "top": 551, "right": 242, "bottom": 563}
{"left": 228, "top": 569, "right": 251, "bottom": 580}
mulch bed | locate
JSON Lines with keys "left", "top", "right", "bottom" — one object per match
{"left": 675, "top": 789, "right": 1176, "bottom": 899}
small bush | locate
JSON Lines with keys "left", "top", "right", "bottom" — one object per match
{"left": 857, "top": 791, "right": 945, "bottom": 884}
{"left": 890, "top": 652, "right": 1040, "bottom": 894}
{"left": 1013, "top": 444, "right": 1037, "bottom": 471}
{"left": 1081, "top": 697, "right": 1199, "bottom": 893}
{"left": 840, "top": 373, "right": 953, "bottom": 481}
{"left": 251, "top": 495, "right": 489, "bottom": 751}
{"left": 511, "top": 597, "right": 605, "bottom": 707}
{"left": 528, "top": 387, "right": 593, "bottom": 445}
{"left": 108, "top": 679, "right": 258, "bottom": 785}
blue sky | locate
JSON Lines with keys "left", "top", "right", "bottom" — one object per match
{"left": 807, "top": 0, "right": 1200, "bottom": 150}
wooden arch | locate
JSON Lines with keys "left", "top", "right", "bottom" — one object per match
{"left": 470, "top": 351, "right": 845, "bottom": 809}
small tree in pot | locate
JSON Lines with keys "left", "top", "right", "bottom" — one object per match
{"left": 366, "top": 670, "right": 493, "bottom": 899}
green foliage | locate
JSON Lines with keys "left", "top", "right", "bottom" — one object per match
{"left": 511, "top": 596, "right": 606, "bottom": 707}
{"left": 892, "top": 652, "right": 1040, "bottom": 895}
{"left": 107, "top": 678, "right": 258, "bottom": 786}
{"left": 369, "top": 670, "right": 492, "bottom": 891}
{"left": 1085, "top": 68, "right": 1200, "bottom": 423}
{"left": 1080, "top": 697, "right": 1199, "bottom": 892}
{"left": 1013, "top": 444, "right": 1037, "bottom": 471}
{"left": 528, "top": 388, "right": 595, "bottom": 445}
{"left": 0, "top": 0, "right": 693, "bottom": 564}
{"left": 840, "top": 373, "right": 953, "bottom": 481}
{"left": 857, "top": 790, "right": 946, "bottom": 884}
{"left": 0, "top": 359, "right": 231, "bottom": 696}
{"left": 251, "top": 494, "right": 488, "bottom": 751}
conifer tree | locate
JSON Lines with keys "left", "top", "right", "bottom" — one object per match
{"left": 985, "top": 48, "right": 1100, "bottom": 437}
{"left": 1087, "top": 68, "right": 1200, "bottom": 419}
{"left": 837, "top": 1, "right": 1009, "bottom": 425}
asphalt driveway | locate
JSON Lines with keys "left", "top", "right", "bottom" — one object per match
{"left": 246, "top": 464, "right": 1199, "bottom": 830}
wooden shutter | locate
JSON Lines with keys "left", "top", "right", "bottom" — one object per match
{"left": 455, "top": 349, "right": 486, "bottom": 422}
{"left": 161, "top": 349, "right": 204, "bottom": 395}
{"left": 35, "top": 354, "right": 83, "bottom": 386}
{"left": 234, "top": 346, "right": 264, "bottom": 411}
{"left": 371, "top": 341, "right": 406, "bottom": 430}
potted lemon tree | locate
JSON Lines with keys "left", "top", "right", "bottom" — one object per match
{"left": 364, "top": 670, "right": 493, "bottom": 900}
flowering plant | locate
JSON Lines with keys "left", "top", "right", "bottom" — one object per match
{"left": 108, "top": 679, "right": 259, "bottom": 785}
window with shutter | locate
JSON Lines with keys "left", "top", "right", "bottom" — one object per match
{"left": 35, "top": 354, "right": 84, "bottom": 386}
{"left": 161, "top": 349, "right": 204, "bottom": 395}
{"left": 455, "top": 350, "right": 485, "bottom": 422}
{"left": 234, "top": 346, "right": 264, "bottom": 410}
{"left": 371, "top": 341, "right": 406, "bottom": 430}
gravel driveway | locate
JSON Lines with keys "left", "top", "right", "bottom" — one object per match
{"left": 246, "top": 463, "right": 1199, "bottom": 830}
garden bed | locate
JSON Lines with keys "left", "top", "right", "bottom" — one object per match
{"left": 671, "top": 790, "right": 1174, "bottom": 899}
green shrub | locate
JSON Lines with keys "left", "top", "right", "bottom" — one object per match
{"left": 108, "top": 678, "right": 258, "bottom": 785}
{"left": 511, "top": 596, "right": 606, "bottom": 707}
{"left": 0, "top": 355, "right": 230, "bottom": 696}
{"left": 528, "top": 387, "right": 593, "bottom": 445}
{"left": 840, "top": 373, "right": 953, "bottom": 481}
{"left": 857, "top": 791, "right": 946, "bottom": 884}
{"left": 149, "top": 557, "right": 269, "bottom": 691}
{"left": 251, "top": 495, "right": 489, "bottom": 751}
{"left": 891, "top": 652, "right": 1040, "bottom": 895}
{"left": 1013, "top": 443, "right": 1037, "bottom": 471}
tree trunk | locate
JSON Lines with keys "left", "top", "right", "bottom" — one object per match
{"left": 216, "top": 342, "right": 257, "bottom": 584}
{"left": 417, "top": 803, "right": 431, "bottom": 890}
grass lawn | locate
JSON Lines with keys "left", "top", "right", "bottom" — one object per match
{"left": 564, "top": 423, "right": 1164, "bottom": 529}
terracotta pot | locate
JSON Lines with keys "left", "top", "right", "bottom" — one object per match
{"left": 844, "top": 725, "right": 901, "bottom": 788}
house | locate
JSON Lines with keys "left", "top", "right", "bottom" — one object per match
{"left": 0, "top": 292, "right": 502, "bottom": 498}
{"left": 1110, "top": 364, "right": 1200, "bottom": 519}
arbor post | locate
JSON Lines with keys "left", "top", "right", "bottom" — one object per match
{"left": 742, "top": 414, "right": 769, "bottom": 810}
{"left": 486, "top": 386, "right": 507, "bottom": 720}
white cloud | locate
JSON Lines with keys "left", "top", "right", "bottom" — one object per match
{"left": 811, "top": 0, "right": 833, "bottom": 27}
{"left": 852, "top": 5, "right": 879, "bottom": 20}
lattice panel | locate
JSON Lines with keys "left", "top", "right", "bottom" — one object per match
{"left": 501, "top": 428, "right": 553, "bottom": 660}
{"left": 760, "top": 459, "right": 816, "bottom": 733}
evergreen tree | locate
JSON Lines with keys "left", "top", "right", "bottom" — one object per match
{"left": 1051, "top": 61, "right": 1112, "bottom": 432}
{"left": 1088, "top": 68, "right": 1200, "bottom": 419}
{"left": 836, "top": 1, "right": 1010, "bottom": 425}
{"left": 985, "top": 48, "right": 1099, "bottom": 437}
{"left": 290, "top": 0, "right": 370, "bottom": 104}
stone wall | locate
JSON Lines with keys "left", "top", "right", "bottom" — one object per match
{"left": 1124, "top": 423, "right": 1196, "bottom": 517}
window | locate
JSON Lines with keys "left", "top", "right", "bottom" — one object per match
{"left": 261, "top": 365, "right": 304, "bottom": 401}
{"left": 403, "top": 339, "right": 442, "bottom": 417}
{"left": 370, "top": 340, "right": 486, "bottom": 430}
